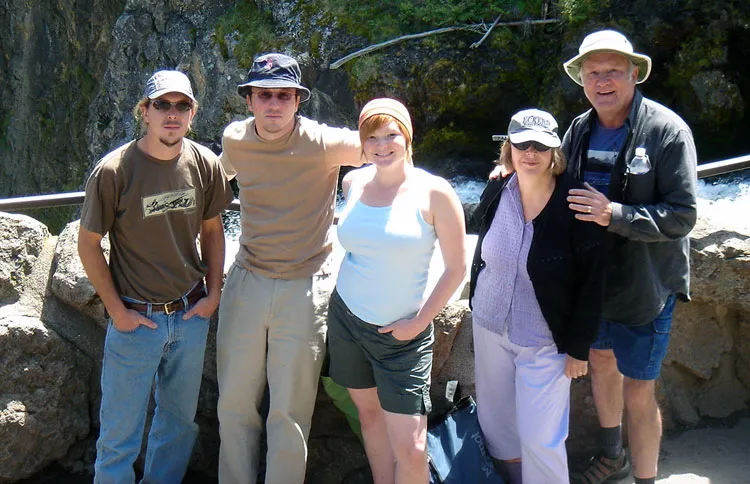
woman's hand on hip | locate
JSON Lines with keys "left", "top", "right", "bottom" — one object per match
{"left": 378, "top": 317, "right": 427, "bottom": 341}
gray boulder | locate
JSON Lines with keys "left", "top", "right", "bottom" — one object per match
{"left": 50, "top": 220, "right": 109, "bottom": 326}
{"left": 0, "top": 213, "right": 49, "bottom": 304}
{"left": 688, "top": 213, "right": 750, "bottom": 310}
{"left": 432, "top": 302, "right": 470, "bottom": 378}
{"left": 661, "top": 212, "right": 750, "bottom": 424}
{"left": 0, "top": 314, "right": 92, "bottom": 483}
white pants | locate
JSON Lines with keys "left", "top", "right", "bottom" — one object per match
{"left": 473, "top": 323, "right": 571, "bottom": 484}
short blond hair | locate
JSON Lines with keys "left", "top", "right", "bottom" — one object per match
{"left": 496, "top": 140, "right": 567, "bottom": 176}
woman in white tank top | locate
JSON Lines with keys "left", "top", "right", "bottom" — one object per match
{"left": 326, "top": 98, "right": 466, "bottom": 484}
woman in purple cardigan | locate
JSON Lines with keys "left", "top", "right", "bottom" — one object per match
{"left": 469, "top": 109, "right": 607, "bottom": 484}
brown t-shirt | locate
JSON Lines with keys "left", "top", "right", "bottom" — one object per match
{"left": 220, "top": 116, "right": 363, "bottom": 279}
{"left": 81, "top": 139, "right": 233, "bottom": 302}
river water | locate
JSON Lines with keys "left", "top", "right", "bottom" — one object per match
{"left": 695, "top": 171, "right": 750, "bottom": 234}
{"left": 223, "top": 169, "right": 750, "bottom": 244}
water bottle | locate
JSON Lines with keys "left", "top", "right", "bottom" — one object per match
{"left": 628, "top": 147, "right": 652, "bottom": 175}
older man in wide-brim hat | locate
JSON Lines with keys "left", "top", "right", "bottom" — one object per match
{"left": 560, "top": 30, "right": 698, "bottom": 484}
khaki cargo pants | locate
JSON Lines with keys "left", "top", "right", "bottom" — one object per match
{"left": 217, "top": 264, "right": 325, "bottom": 484}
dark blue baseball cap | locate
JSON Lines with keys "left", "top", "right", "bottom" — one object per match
{"left": 237, "top": 53, "right": 311, "bottom": 102}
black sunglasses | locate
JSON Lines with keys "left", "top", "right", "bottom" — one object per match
{"left": 511, "top": 140, "right": 551, "bottom": 152}
{"left": 151, "top": 99, "right": 193, "bottom": 113}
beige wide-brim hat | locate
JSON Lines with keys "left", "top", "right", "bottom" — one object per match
{"left": 563, "top": 30, "right": 652, "bottom": 86}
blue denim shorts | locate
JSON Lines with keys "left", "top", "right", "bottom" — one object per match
{"left": 591, "top": 295, "right": 676, "bottom": 380}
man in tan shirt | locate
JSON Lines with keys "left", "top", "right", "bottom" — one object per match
{"left": 217, "top": 53, "right": 364, "bottom": 484}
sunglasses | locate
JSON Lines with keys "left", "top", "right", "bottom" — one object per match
{"left": 511, "top": 140, "right": 551, "bottom": 152}
{"left": 151, "top": 99, "right": 193, "bottom": 112}
{"left": 253, "top": 90, "right": 296, "bottom": 101}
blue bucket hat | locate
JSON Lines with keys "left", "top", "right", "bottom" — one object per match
{"left": 237, "top": 53, "right": 311, "bottom": 102}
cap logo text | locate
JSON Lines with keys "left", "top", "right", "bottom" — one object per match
{"left": 522, "top": 115, "right": 551, "bottom": 129}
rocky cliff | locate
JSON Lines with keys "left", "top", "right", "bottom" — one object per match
{"left": 2, "top": 1, "right": 750, "bottom": 231}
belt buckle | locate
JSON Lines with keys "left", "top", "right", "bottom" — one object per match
{"left": 164, "top": 300, "right": 179, "bottom": 315}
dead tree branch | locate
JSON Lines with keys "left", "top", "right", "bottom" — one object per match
{"left": 329, "top": 26, "right": 479, "bottom": 69}
{"left": 329, "top": 18, "right": 559, "bottom": 69}
{"left": 470, "top": 13, "right": 503, "bottom": 49}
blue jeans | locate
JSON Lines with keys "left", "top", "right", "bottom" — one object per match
{"left": 94, "top": 303, "right": 210, "bottom": 484}
{"left": 591, "top": 295, "right": 677, "bottom": 380}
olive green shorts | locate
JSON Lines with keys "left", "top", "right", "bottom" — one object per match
{"left": 327, "top": 288, "right": 433, "bottom": 415}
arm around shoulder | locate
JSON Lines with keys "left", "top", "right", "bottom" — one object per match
{"left": 325, "top": 125, "right": 364, "bottom": 168}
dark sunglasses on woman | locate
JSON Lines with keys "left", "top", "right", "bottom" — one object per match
{"left": 511, "top": 140, "right": 551, "bottom": 152}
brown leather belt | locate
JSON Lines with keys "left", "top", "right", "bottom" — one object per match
{"left": 123, "top": 281, "right": 205, "bottom": 314}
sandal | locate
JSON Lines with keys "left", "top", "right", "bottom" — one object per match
{"left": 571, "top": 451, "right": 631, "bottom": 483}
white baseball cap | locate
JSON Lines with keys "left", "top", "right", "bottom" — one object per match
{"left": 507, "top": 109, "right": 561, "bottom": 148}
{"left": 144, "top": 70, "right": 196, "bottom": 102}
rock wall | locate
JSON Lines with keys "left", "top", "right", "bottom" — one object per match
{"left": 0, "top": 208, "right": 747, "bottom": 481}
{"left": 3, "top": 1, "right": 750, "bottom": 232}
{"left": 0, "top": 0, "right": 124, "bottom": 199}
{"left": 86, "top": 0, "right": 238, "bottom": 163}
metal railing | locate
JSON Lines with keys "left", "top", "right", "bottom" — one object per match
{"left": 694, "top": 153, "right": 750, "bottom": 179}
{"left": 0, "top": 154, "right": 748, "bottom": 212}
{"left": 0, "top": 192, "right": 241, "bottom": 212}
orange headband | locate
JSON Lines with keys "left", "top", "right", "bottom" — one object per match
{"left": 358, "top": 98, "right": 413, "bottom": 139}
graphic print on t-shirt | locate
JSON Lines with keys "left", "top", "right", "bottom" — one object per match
{"left": 584, "top": 123, "right": 627, "bottom": 195}
{"left": 142, "top": 188, "right": 196, "bottom": 217}
{"left": 584, "top": 149, "right": 618, "bottom": 194}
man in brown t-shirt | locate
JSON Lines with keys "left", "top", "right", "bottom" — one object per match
{"left": 217, "top": 53, "right": 364, "bottom": 484}
{"left": 78, "top": 70, "right": 233, "bottom": 483}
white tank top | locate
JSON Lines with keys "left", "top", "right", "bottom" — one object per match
{"left": 336, "top": 168, "right": 437, "bottom": 326}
